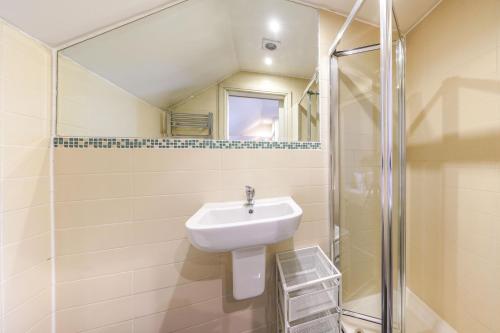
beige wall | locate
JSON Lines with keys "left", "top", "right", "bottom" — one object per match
{"left": 406, "top": 0, "right": 500, "bottom": 331}
{"left": 50, "top": 9, "right": 345, "bottom": 333}
{"left": 53, "top": 148, "right": 330, "bottom": 332}
{"left": 17, "top": 1, "right": 499, "bottom": 332}
{"left": 0, "top": 21, "right": 53, "bottom": 332}
{"left": 170, "top": 71, "right": 310, "bottom": 140}
{"left": 57, "top": 56, "right": 164, "bottom": 138}
{"left": 170, "top": 85, "right": 218, "bottom": 138}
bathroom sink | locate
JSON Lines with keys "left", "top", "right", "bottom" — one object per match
{"left": 186, "top": 196, "right": 302, "bottom": 300}
{"left": 186, "top": 196, "right": 302, "bottom": 252}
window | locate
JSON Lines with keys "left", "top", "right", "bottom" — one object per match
{"left": 227, "top": 95, "right": 282, "bottom": 141}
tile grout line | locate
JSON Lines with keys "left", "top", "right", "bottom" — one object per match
{"left": 1, "top": 259, "right": 51, "bottom": 287}
{"left": 54, "top": 258, "right": 223, "bottom": 291}
{"left": 50, "top": 47, "right": 58, "bottom": 333}
{"left": 2, "top": 229, "right": 52, "bottom": 249}
{"left": 78, "top": 319, "right": 134, "bottom": 333}
{"left": 2, "top": 287, "right": 49, "bottom": 318}
{"left": 53, "top": 214, "right": 328, "bottom": 257}
{"left": 0, "top": 23, "right": 6, "bottom": 331}
{"left": 52, "top": 187, "right": 329, "bottom": 205}
{"left": 54, "top": 215, "right": 191, "bottom": 231}
{"left": 131, "top": 251, "right": 136, "bottom": 333}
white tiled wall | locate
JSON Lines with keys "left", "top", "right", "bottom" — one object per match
{"left": 0, "top": 20, "right": 53, "bottom": 333}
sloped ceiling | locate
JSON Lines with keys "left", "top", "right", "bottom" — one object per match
{"left": 0, "top": 0, "right": 179, "bottom": 47}
{"left": 60, "top": 0, "right": 319, "bottom": 108}
{"left": 0, "top": 0, "right": 442, "bottom": 109}
{"left": 0, "top": 0, "right": 441, "bottom": 47}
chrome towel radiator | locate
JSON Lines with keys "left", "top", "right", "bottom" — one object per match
{"left": 166, "top": 111, "right": 213, "bottom": 138}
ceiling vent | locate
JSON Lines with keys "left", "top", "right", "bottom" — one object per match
{"left": 262, "top": 38, "right": 280, "bottom": 51}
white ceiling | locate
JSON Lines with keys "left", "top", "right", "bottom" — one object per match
{"left": 0, "top": 0, "right": 441, "bottom": 47}
{"left": 0, "top": 0, "right": 441, "bottom": 109}
{"left": 0, "top": 0, "right": 179, "bottom": 47}
{"left": 60, "top": 0, "right": 318, "bottom": 108}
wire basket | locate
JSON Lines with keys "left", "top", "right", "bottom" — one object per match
{"left": 276, "top": 246, "right": 342, "bottom": 332}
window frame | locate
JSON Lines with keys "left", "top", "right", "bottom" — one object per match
{"left": 219, "top": 87, "right": 293, "bottom": 141}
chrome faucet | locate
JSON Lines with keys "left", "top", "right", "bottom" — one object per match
{"left": 245, "top": 185, "right": 255, "bottom": 207}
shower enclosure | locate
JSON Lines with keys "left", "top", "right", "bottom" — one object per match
{"left": 329, "top": 0, "right": 405, "bottom": 332}
{"left": 298, "top": 72, "right": 320, "bottom": 141}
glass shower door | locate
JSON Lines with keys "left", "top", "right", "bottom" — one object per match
{"left": 328, "top": 1, "right": 405, "bottom": 331}
{"left": 338, "top": 50, "right": 382, "bottom": 320}
{"left": 331, "top": 31, "right": 405, "bottom": 333}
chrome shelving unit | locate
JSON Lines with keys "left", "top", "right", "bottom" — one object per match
{"left": 276, "top": 246, "right": 342, "bottom": 333}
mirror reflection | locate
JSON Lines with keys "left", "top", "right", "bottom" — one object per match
{"left": 57, "top": 0, "right": 320, "bottom": 141}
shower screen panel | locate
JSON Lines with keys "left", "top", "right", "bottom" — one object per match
{"left": 338, "top": 50, "right": 382, "bottom": 320}
{"left": 336, "top": 43, "right": 404, "bottom": 325}
{"left": 328, "top": 0, "right": 405, "bottom": 332}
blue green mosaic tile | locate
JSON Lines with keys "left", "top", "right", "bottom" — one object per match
{"left": 53, "top": 137, "right": 322, "bottom": 150}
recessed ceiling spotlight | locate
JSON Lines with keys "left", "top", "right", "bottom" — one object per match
{"left": 269, "top": 19, "right": 281, "bottom": 33}
{"left": 264, "top": 57, "right": 273, "bottom": 66}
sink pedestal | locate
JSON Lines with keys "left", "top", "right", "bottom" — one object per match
{"left": 186, "top": 197, "right": 302, "bottom": 301}
{"left": 232, "top": 246, "right": 266, "bottom": 300}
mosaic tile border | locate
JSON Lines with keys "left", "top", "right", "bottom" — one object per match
{"left": 53, "top": 137, "right": 322, "bottom": 150}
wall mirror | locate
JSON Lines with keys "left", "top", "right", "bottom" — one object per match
{"left": 56, "top": 0, "right": 320, "bottom": 141}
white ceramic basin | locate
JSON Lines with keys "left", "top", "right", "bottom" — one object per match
{"left": 186, "top": 196, "right": 302, "bottom": 252}
{"left": 186, "top": 196, "right": 302, "bottom": 300}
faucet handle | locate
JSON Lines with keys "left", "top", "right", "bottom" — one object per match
{"left": 245, "top": 185, "right": 255, "bottom": 197}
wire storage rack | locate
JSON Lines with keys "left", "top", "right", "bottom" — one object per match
{"left": 276, "top": 246, "right": 342, "bottom": 333}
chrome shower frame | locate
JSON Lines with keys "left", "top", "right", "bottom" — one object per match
{"left": 328, "top": 0, "right": 406, "bottom": 332}
{"left": 298, "top": 71, "right": 319, "bottom": 141}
